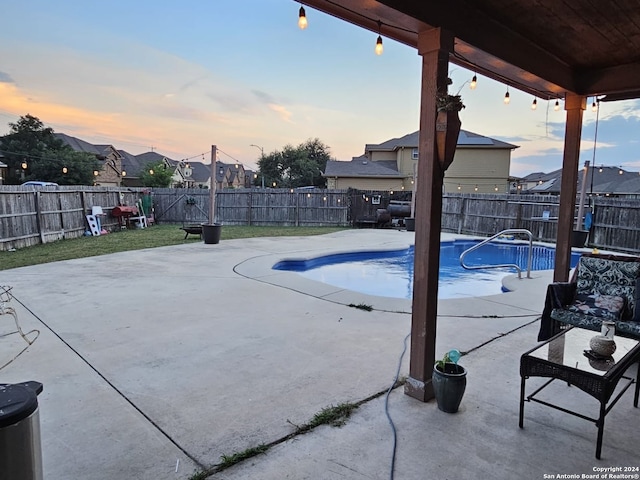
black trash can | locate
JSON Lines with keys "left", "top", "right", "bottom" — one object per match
{"left": 201, "top": 223, "right": 222, "bottom": 244}
{"left": 0, "top": 381, "right": 44, "bottom": 480}
{"left": 405, "top": 218, "right": 415, "bottom": 232}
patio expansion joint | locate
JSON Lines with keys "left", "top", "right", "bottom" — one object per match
{"left": 8, "top": 291, "right": 207, "bottom": 471}
{"left": 193, "top": 380, "right": 404, "bottom": 477}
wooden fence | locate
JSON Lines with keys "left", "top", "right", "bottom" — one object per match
{"left": 1, "top": 186, "right": 639, "bottom": 254}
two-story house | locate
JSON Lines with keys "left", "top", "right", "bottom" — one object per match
{"left": 324, "top": 130, "right": 518, "bottom": 193}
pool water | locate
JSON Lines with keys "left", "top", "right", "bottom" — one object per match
{"left": 273, "top": 240, "right": 581, "bottom": 300}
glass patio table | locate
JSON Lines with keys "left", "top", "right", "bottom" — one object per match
{"left": 519, "top": 327, "right": 640, "bottom": 459}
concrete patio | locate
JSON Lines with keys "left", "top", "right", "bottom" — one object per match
{"left": 1, "top": 229, "right": 638, "bottom": 479}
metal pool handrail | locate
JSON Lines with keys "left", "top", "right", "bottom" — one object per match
{"left": 459, "top": 229, "right": 533, "bottom": 279}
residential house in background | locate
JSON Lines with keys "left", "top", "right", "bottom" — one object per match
{"left": 0, "top": 154, "right": 7, "bottom": 185}
{"left": 517, "top": 166, "right": 640, "bottom": 197}
{"left": 55, "top": 133, "right": 125, "bottom": 186}
{"left": 323, "top": 130, "right": 518, "bottom": 193}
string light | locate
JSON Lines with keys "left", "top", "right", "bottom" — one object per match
{"left": 494, "top": 185, "right": 499, "bottom": 192}
{"left": 93, "top": 170, "right": 99, "bottom": 176}
{"left": 375, "top": 21, "right": 383, "bottom": 56}
{"left": 122, "top": 170, "right": 127, "bottom": 177}
{"left": 298, "top": 5, "right": 308, "bottom": 30}
{"left": 62, "top": 166, "right": 68, "bottom": 174}
{"left": 531, "top": 98, "right": 537, "bottom": 110}
{"left": 554, "top": 99, "right": 560, "bottom": 111}
{"left": 470, "top": 74, "right": 477, "bottom": 90}
{"left": 619, "top": 168, "right": 624, "bottom": 175}
{"left": 592, "top": 99, "right": 598, "bottom": 112}
{"left": 149, "top": 169, "right": 154, "bottom": 175}
{"left": 599, "top": 166, "right": 603, "bottom": 173}
{"left": 503, "top": 87, "right": 510, "bottom": 104}
{"left": 474, "top": 185, "right": 479, "bottom": 191}
{"left": 21, "top": 161, "right": 27, "bottom": 169}
{"left": 457, "top": 184, "right": 461, "bottom": 190}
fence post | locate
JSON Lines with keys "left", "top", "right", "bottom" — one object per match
{"left": 295, "top": 191, "right": 300, "bottom": 227}
{"left": 515, "top": 202, "right": 522, "bottom": 229}
{"left": 248, "top": 189, "right": 252, "bottom": 226}
{"left": 457, "top": 197, "right": 466, "bottom": 234}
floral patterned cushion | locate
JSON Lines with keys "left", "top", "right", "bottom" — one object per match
{"left": 567, "top": 293, "right": 624, "bottom": 321}
{"left": 576, "top": 256, "right": 640, "bottom": 321}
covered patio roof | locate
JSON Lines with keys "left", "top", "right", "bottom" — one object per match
{"left": 299, "top": 0, "right": 640, "bottom": 403}
{"left": 301, "top": 0, "right": 640, "bottom": 101}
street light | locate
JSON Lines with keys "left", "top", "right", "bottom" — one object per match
{"left": 250, "top": 144, "right": 265, "bottom": 188}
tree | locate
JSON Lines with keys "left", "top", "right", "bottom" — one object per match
{"left": 0, "top": 114, "right": 101, "bottom": 185}
{"left": 256, "top": 138, "right": 332, "bottom": 188}
{"left": 138, "top": 160, "right": 173, "bottom": 187}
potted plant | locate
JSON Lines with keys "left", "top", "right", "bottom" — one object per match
{"left": 436, "top": 79, "right": 465, "bottom": 172}
{"left": 432, "top": 349, "right": 467, "bottom": 413}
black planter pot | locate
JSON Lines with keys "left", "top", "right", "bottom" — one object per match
{"left": 201, "top": 223, "right": 222, "bottom": 244}
{"left": 405, "top": 218, "right": 415, "bottom": 232}
{"left": 432, "top": 363, "right": 467, "bottom": 413}
{"left": 571, "top": 230, "right": 588, "bottom": 248}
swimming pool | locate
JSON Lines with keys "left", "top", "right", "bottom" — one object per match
{"left": 273, "top": 240, "right": 581, "bottom": 299}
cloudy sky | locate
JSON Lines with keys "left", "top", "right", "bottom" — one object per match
{"left": 1, "top": 0, "right": 639, "bottom": 176}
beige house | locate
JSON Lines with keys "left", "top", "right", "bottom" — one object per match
{"left": 324, "top": 130, "right": 518, "bottom": 193}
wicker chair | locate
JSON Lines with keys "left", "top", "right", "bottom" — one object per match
{"left": 538, "top": 253, "right": 640, "bottom": 341}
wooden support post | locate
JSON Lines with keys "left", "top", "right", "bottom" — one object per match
{"left": 405, "top": 28, "right": 453, "bottom": 402}
{"left": 554, "top": 93, "right": 585, "bottom": 282}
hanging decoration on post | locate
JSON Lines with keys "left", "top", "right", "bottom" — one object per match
{"left": 435, "top": 78, "right": 465, "bottom": 173}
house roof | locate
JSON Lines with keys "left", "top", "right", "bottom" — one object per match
{"left": 526, "top": 166, "right": 640, "bottom": 194}
{"left": 365, "top": 130, "right": 518, "bottom": 153}
{"left": 323, "top": 158, "right": 401, "bottom": 178}
{"left": 55, "top": 133, "right": 117, "bottom": 158}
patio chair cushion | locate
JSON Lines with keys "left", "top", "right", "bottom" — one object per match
{"left": 566, "top": 293, "right": 625, "bottom": 321}
{"left": 539, "top": 253, "right": 640, "bottom": 341}
{"left": 575, "top": 256, "right": 640, "bottom": 321}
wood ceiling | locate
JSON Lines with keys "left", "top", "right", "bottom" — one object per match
{"left": 300, "top": 0, "right": 640, "bottom": 101}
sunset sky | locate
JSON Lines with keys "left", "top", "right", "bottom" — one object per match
{"left": 1, "top": 0, "right": 639, "bottom": 176}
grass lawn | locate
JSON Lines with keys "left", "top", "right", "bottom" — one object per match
{"left": 0, "top": 225, "right": 348, "bottom": 271}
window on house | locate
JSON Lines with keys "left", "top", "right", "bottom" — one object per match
{"left": 412, "top": 148, "right": 419, "bottom": 160}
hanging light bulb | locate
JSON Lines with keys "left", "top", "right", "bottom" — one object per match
{"left": 93, "top": 170, "right": 99, "bottom": 176}
{"left": 457, "top": 184, "right": 461, "bottom": 190}
{"left": 592, "top": 99, "right": 598, "bottom": 112}
{"left": 531, "top": 98, "right": 537, "bottom": 110}
{"left": 62, "top": 166, "right": 68, "bottom": 174}
{"left": 494, "top": 185, "right": 499, "bottom": 192}
{"left": 375, "top": 20, "right": 383, "bottom": 56}
{"left": 21, "top": 161, "right": 28, "bottom": 169}
{"left": 122, "top": 170, "right": 127, "bottom": 177}
{"left": 298, "top": 5, "right": 308, "bottom": 30}
{"left": 470, "top": 74, "right": 477, "bottom": 90}
{"left": 619, "top": 168, "right": 624, "bottom": 175}
{"left": 599, "top": 166, "right": 603, "bottom": 173}
{"left": 149, "top": 169, "right": 154, "bottom": 175}
{"left": 554, "top": 99, "right": 560, "bottom": 111}
{"left": 474, "top": 185, "right": 479, "bottom": 191}
{"left": 503, "top": 87, "right": 510, "bottom": 104}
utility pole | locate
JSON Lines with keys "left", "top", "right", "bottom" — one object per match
{"left": 210, "top": 145, "right": 217, "bottom": 224}
{"left": 250, "top": 144, "right": 265, "bottom": 188}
